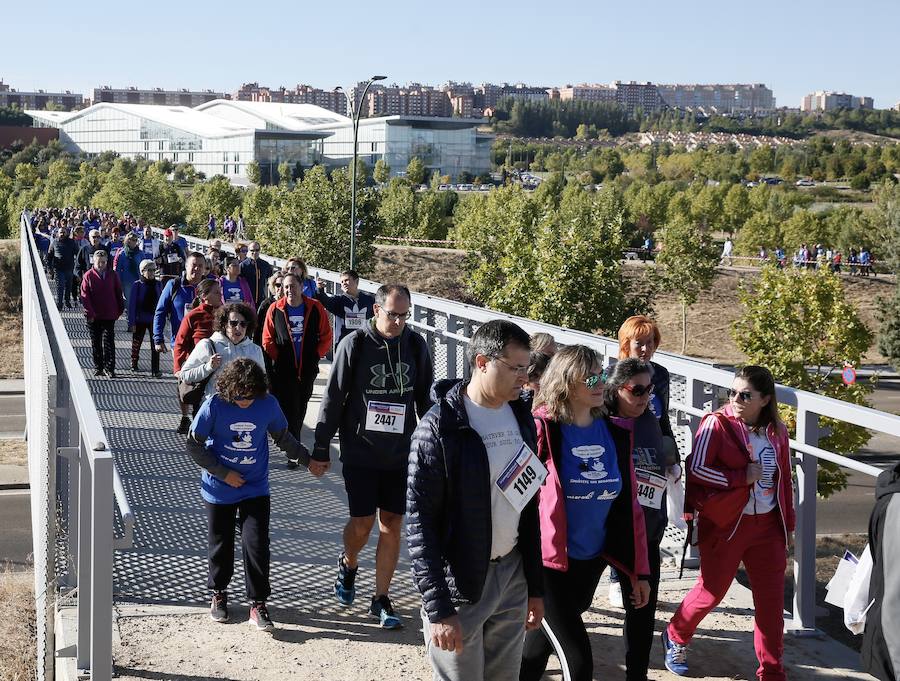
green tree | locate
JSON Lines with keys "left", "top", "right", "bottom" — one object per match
{"left": 414, "top": 189, "right": 447, "bottom": 240}
{"left": 722, "top": 183, "right": 751, "bottom": 234}
{"left": 173, "top": 163, "right": 198, "bottom": 185}
{"left": 373, "top": 159, "right": 391, "bottom": 184}
{"left": 878, "top": 287, "right": 900, "bottom": 372}
{"left": 405, "top": 157, "right": 425, "bottom": 185}
{"left": 653, "top": 213, "right": 719, "bottom": 353}
{"left": 733, "top": 267, "right": 873, "bottom": 496}
{"left": 377, "top": 178, "right": 416, "bottom": 238}
{"left": 187, "top": 176, "right": 242, "bottom": 229}
{"left": 245, "top": 160, "right": 261, "bottom": 186}
{"left": 276, "top": 161, "right": 292, "bottom": 186}
{"left": 735, "top": 211, "right": 782, "bottom": 254}
{"left": 67, "top": 162, "right": 101, "bottom": 207}
{"left": 781, "top": 210, "right": 828, "bottom": 253}
{"left": 39, "top": 159, "right": 77, "bottom": 208}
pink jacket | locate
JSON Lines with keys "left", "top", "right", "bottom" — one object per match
{"left": 534, "top": 406, "right": 651, "bottom": 586}
{"left": 688, "top": 403, "right": 795, "bottom": 541}
{"left": 80, "top": 268, "right": 124, "bottom": 321}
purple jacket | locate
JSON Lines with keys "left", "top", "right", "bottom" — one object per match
{"left": 80, "top": 268, "right": 125, "bottom": 321}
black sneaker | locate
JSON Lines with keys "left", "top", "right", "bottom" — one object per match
{"left": 151, "top": 371, "right": 163, "bottom": 378}
{"left": 176, "top": 416, "right": 191, "bottom": 435}
{"left": 286, "top": 459, "right": 298, "bottom": 470}
{"left": 107, "top": 370, "right": 117, "bottom": 379}
{"left": 131, "top": 362, "right": 139, "bottom": 372}
{"left": 249, "top": 602, "right": 274, "bottom": 631}
{"left": 369, "top": 594, "right": 403, "bottom": 629}
{"left": 334, "top": 552, "right": 358, "bottom": 606}
{"left": 210, "top": 591, "right": 228, "bottom": 622}
{"left": 93, "top": 368, "right": 104, "bottom": 377}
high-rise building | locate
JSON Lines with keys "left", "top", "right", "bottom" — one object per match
{"left": 551, "top": 84, "right": 618, "bottom": 103}
{"left": 800, "top": 91, "right": 874, "bottom": 112}
{"left": 612, "top": 81, "right": 662, "bottom": 113}
{"left": 351, "top": 82, "right": 452, "bottom": 118}
{"left": 233, "top": 82, "right": 346, "bottom": 115}
{"left": 93, "top": 86, "right": 227, "bottom": 107}
{"left": 0, "top": 80, "right": 83, "bottom": 111}
{"left": 656, "top": 83, "right": 775, "bottom": 114}
{"left": 474, "top": 82, "right": 549, "bottom": 112}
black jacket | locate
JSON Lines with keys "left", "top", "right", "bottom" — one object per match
{"left": 316, "top": 289, "right": 376, "bottom": 344}
{"left": 862, "top": 462, "right": 900, "bottom": 681}
{"left": 650, "top": 360, "right": 675, "bottom": 441}
{"left": 75, "top": 243, "right": 110, "bottom": 278}
{"left": 240, "top": 257, "right": 274, "bottom": 307}
{"left": 407, "top": 379, "right": 544, "bottom": 624}
{"left": 314, "top": 323, "right": 433, "bottom": 470}
{"left": 48, "top": 237, "right": 79, "bottom": 272}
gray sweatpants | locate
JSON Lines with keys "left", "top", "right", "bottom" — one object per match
{"left": 423, "top": 549, "right": 528, "bottom": 681}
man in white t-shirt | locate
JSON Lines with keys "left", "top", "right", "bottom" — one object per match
{"left": 408, "top": 319, "right": 545, "bottom": 681}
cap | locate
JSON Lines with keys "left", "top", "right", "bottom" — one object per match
{"left": 163, "top": 228, "right": 174, "bottom": 237}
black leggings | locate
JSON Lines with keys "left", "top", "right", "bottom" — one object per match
{"left": 620, "top": 543, "right": 662, "bottom": 681}
{"left": 272, "top": 374, "right": 316, "bottom": 440}
{"left": 206, "top": 495, "right": 271, "bottom": 602}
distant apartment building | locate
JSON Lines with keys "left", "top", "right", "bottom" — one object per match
{"left": 93, "top": 86, "right": 227, "bottom": 107}
{"left": 656, "top": 83, "right": 775, "bottom": 114}
{"left": 612, "top": 81, "right": 662, "bottom": 112}
{"left": 474, "top": 82, "right": 549, "bottom": 112}
{"left": 350, "top": 82, "right": 452, "bottom": 118}
{"left": 550, "top": 84, "right": 618, "bottom": 103}
{"left": 0, "top": 80, "right": 83, "bottom": 111}
{"left": 801, "top": 91, "right": 874, "bottom": 112}
{"left": 443, "top": 81, "right": 476, "bottom": 118}
{"left": 232, "top": 82, "right": 346, "bottom": 115}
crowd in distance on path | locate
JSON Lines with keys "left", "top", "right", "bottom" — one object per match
{"left": 26, "top": 206, "right": 900, "bottom": 681}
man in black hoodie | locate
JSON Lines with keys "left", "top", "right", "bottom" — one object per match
{"left": 862, "top": 461, "right": 900, "bottom": 681}
{"left": 313, "top": 283, "right": 433, "bottom": 630}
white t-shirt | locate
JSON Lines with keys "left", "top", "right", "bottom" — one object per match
{"left": 463, "top": 394, "right": 523, "bottom": 559}
{"left": 743, "top": 430, "right": 778, "bottom": 516}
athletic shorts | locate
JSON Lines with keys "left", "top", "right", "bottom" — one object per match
{"left": 342, "top": 464, "right": 407, "bottom": 517}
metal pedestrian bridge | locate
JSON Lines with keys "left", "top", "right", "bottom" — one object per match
{"left": 20, "top": 211, "right": 896, "bottom": 680}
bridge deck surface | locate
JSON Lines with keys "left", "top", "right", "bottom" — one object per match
{"left": 60, "top": 309, "right": 873, "bottom": 680}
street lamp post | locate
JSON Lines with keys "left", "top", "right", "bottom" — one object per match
{"left": 337, "top": 75, "right": 386, "bottom": 270}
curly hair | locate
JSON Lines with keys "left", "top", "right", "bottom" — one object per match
{"left": 215, "top": 357, "right": 268, "bottom": 403}
{"left": 533, "top": 345, "right": 604, "bottom": 424}
{"left": 216, "top": 302, "right": 256, "bottom": 339}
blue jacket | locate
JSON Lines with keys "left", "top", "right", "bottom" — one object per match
{"left": 129, "top": 278, "right": 163, "bottom": 328}
{"left": 113, "top": 246, "right": 148, "bottom": 301}
{"left": 152, "top": 276, "right": 199, "bottom": 345}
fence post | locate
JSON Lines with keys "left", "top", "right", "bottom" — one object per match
{"left": 790, "top": 407, "right": 819, "bottom": 634}
{"left": 445, "top": 315, "right": 460, "bottom": 380}
{"left": 76, "top": 435, "right": 92, "bottom": 672}
{"left": 681, "top": 376, "right": 711, "bottom": 568}
{"left": 90, "top": 450, "right": 114, "bottom": 681}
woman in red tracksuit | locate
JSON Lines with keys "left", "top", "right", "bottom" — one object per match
{"left": 520, "top": 345, "right": 651, "bottom": 681}
{"left": 662, "top": 365, "right": 795, "bottom": 681}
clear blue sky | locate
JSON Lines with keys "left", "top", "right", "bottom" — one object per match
{"left": 2, "top": 0, "right": 897, "bottom": 109}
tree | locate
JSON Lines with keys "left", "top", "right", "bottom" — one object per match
{"left": 653, "top": 213, "right": 719, "bottom": 353}
{"left": 405, "top": 157, "right": 425, "bottom": 185}
{"left": 735, "top": 211, "right": 782, "bottom": 254}
{"left": 245, "top": 160, "right": 261, "bottom": 186}
{"left": 722, "top": 183, "right": 751, "bottom": 234}
{"left": 187, "top": 176, "right": 242, "bottom": 229}
{"left": 781, "top": 210, "right": 828, "bottom": 253}
{"left": 373, "top": 159, "right": 391, "bottom": 184}
{"left": 276, "top": 161, "right": 292, "bottom": 186}
{"left": 39, "top": 159, "right": 77, "bottom": 208}
{"left": 173, "top": 163, "right": 198, "bottom": 185}
{"left": 376, "top": 178, "right": 416, "bottom": 238}
{"left": 68, "top": 162, "right": 101, "bottom": 207}
{"left": 414, "top": 189, "right": 447, "bottom": 240}
{"left": 733, "top": 266, "right": 873, "bottom": 496}
{"left": 878, "top": 286, "right": 900, "bottom": 371}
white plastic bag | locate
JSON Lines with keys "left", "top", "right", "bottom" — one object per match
{"left": 666, "top": 464, "right": 687, "bottom": 531}
{"left": 843, "top": 544, "right": 875, "bottom": 635}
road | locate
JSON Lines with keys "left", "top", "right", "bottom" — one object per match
{"left": 0, "top": 393, "right": 25, "bottom": 438}
{"left": 0, "top": 490, "right": 32, "bottom": 570}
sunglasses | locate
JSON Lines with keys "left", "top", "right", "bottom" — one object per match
{"left": 583, "top": 373, "right": 602, "bottom": 390}
{"left": 620, "top": 383, "right": 655, "bottom": 397}
{"left": 381, "top": 309, "right": 411, "bottom": 321}
{"left": 727, "top": 388, "right": 754, "bottom": 402}
{"left": 227, "top": 319, "right": 248, "bottom": 328}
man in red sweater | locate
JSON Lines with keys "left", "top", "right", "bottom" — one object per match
{"left": 80, "top": 250, "right": 125, "bottom": 378}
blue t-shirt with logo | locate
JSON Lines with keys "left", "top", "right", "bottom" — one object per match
{"left": 222, "top": 278, "right": 244, "bottom": 303}
{"left": 190, "top": 394, "right": 288, "bottom": 504}
{"left": 648, "top": 394, "right": 664, "bottom": 421}
{"left": 286, "top": 303, "right": 305, "bottom": 359}
{"left": 560, "top": 418, "right": 622, "bottom": 560}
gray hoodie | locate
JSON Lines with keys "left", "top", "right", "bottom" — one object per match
{"left": 178, "top": 331, "right": 266, "bottom": 398}
{"left": 313, "top": 321, "right": 433, "bottom": 470}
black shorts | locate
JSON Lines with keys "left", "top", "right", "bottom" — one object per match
{"left": 342, "top": 465, "right": 407, "bottom": 518}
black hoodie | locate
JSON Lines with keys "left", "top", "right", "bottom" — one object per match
{"left": 313, "top": 321, "right": 433, "bottom": 470}
{"left": 862, "top": 462, "right": 900, "bottom": 681}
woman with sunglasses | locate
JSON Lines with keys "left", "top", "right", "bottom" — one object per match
{"left": 662, "top": 365, "right": 794, "bottom": 680}
{"left": 604, "top": 358, "right": 679, "bottom": 681}
{"left": 253, "top": 272, "right": 284, "bottom": 345}
{"left": 179, "top": 303, "right": 265, "bottom": 401}
{"left": 521, "top": 345, "right": 651, "bottom": 681}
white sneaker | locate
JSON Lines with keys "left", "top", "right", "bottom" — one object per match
{"left": 608, "top": 580, "right": 624, "bottom": 608}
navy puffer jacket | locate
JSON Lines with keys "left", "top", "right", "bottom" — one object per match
{"left": 406, "top": 379, "right": 544, "bottom": 623}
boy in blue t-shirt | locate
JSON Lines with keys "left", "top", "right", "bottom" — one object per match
{"left": 186, "top": 358, "right": 318, "bottom": 631}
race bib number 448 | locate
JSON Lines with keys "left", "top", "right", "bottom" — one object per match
{"left": 635, "top": 469, "right": 667, "bottom": 510}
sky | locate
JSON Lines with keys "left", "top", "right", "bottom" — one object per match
{"left": 2, "top": 0, "right": 898, "bottom": 109}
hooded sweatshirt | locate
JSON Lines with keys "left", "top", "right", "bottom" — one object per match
{"left": 178, "top": 331, "right": 266, "bottom": 398}
{"left": 313, "top": 322, "right": 433, "bottom": 470}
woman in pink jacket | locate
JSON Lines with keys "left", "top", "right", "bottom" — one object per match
{"left": 80, "top": 249, "right": 125, "bottom": 378}
{"left": 662, "top": 365, "right": 795, "bottom": 680}
{"left": 520, "top": 345, "right": 650, "bottom": 681}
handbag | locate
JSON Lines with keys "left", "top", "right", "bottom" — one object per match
{"left": 178, "top": 339, "right": 215, "bottom": 407}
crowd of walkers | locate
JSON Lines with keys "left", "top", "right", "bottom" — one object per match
{"left": 720, "top": 236, "right": 877, "bottom": 275}
{"left": 28, "top": 205, "right": 898, "bottom": 681}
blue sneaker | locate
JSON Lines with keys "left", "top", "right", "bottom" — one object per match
{"left": 334, "top": 552, "right": 357, "bottom": 606}
{"left": 369, "top": 594, "right": 403, "bottom": 630}
{"left": 662, "top": 627, "right": 689, "bottom": 676}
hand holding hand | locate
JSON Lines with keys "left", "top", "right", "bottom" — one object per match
{"left": 431, "top": 615, "right": 464, "bottom": 653}
{"left": 746, "top": 462, "right": 763, "bottom": 484}
{"left": 525, "top": 597, "right": 544, "bottom": 630}
{"left": 223, "top": 471, "right": 245, "bottom": 488}
{"left": 155, "top": 343, "right": 167, "bottom": 353}
{"left": 308, "top": 460, "right": 330, "bottom": 477}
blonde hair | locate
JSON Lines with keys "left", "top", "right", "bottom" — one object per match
{"left": 534, "top": 345, "right": 604, "bottom": 424}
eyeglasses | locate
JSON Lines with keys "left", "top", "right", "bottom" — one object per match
{"left": 381, "top": 309, "right": 411, "bottom": 322}
{"left": 620, "top": 383, "right": 655, "bottom": 398}
{"left": 727, "top": 388, "right": 754, "bottom": 402}
{"left": 493, "top": 356, "right": 529, "bottom": 377}
{"left": 583, "top": 373, "right": 602, "bottom": 390}
{"left": 227, "top": 319, "right": 248, "bottom": 328}
{"left": 239, "top": 248, "right": 248, "bottom": 253}
{"left": 248, "top": 248, "right": 260, "bottom": 253}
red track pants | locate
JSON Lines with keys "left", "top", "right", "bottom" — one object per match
{"left": 668, "top": 509, "right": 788, "bottom": 681}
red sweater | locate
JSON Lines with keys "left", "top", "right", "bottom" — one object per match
{"left": 173, "top": 303, "right": 217, "bottom": 373}
{"left": 80, "top": 268, "right": 125, "bottom": 321}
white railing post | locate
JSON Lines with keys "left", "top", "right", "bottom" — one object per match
{"left": 90, "top": 450, "right": 114, "bottom": 681}
{"left": 76, "top": 435, "right": 92, "bottom": 672}
{"left": 790, "top": 407, "right": 819, "bottom": 634}
{"left": 682, "top": 377, "right": 711, "bottom": 567}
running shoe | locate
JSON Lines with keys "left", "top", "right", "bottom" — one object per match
{"left": 176, "top": 415, "right": 191, "bottom": 435}
{"left": 334, "top": 552, "right": 357, "bottom": 606}
{"left": 662, "top": 627, "right": 689, "bottom": 676}
{"left": 608, "top": 579, "right": 624, "bottom": 608}
{"left": 249, "top": 602, "right": 274, "bottom": 631}
{"left": 210, "top": 591, "right": 228, "bottom": 623}
{"left": 369, "top": 594, "right": 403, "bottom": 630}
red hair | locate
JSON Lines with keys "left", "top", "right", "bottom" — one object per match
{"left": 617, "top": 315, "right": 661, "bottom": 359}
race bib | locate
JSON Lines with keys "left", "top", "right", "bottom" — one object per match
{"left": 167, "top": 253, "right": 181, "bottom": 264}
{"left": 345, "top": 310, "right": 366, "bottom": 330}
{"left": 496, "top": 443, "right": 548, "bottom": 513}
{"left": 365, "top": 401, "right": 406, "bottom": 434}
{"left": 635, "top": 469, "right": 667, "bottom": 510}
